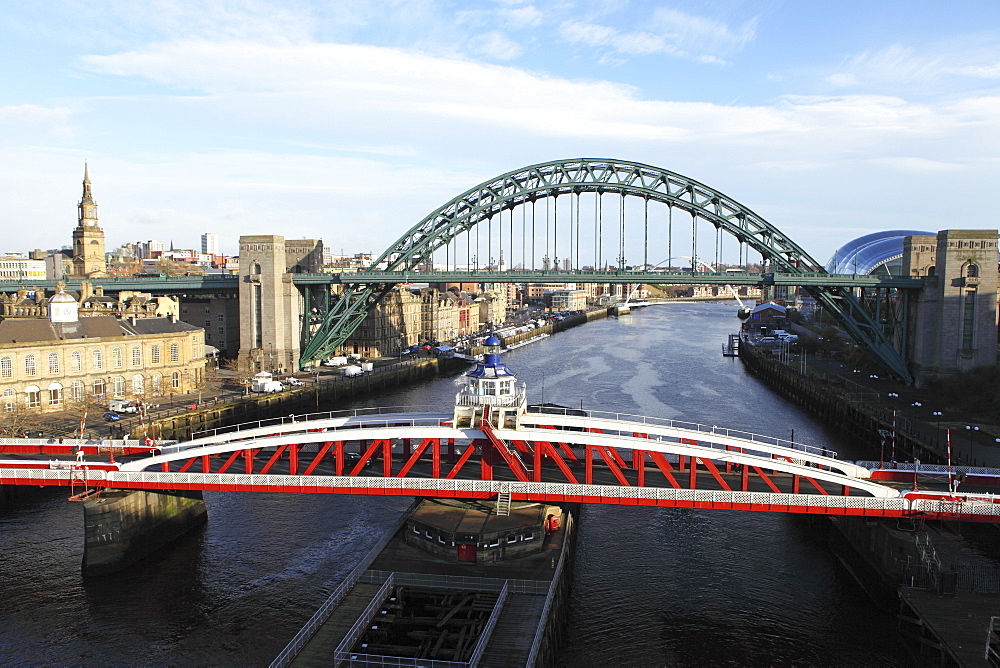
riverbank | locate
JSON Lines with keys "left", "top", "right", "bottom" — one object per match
{"left": 147, "top": 308, "right": 609, "bottom": 441}
{"left": 739, "top": 339, "right": 1000, "bottom": 664}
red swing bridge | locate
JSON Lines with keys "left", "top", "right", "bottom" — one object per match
{"left": 2, "top": 338, "right": 998, "bottom": 523}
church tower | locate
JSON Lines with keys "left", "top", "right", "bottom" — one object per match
{"left": 71, "top": 164, "right": 107, "bottom": 278}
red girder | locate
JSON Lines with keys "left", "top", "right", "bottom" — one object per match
{"left": 445, "top": 441, "right": 478, "bottom": 479}
{"left": 534, "top": 441, "right": 579, "bottom": 484}
{"left": 217, "top": 449, "right": 244, "bottom": 474}
{"left": 303, "top": 441, "right": 335, "bottom": 476}
{"left": 698, "top": 457, "right": 732, "bottom": 492}
{"left": 646, "top": 451, "right": 682, "bottom": 489}
{"left": 260, "top": 444, "right": 288, "bottom": 475}
{"left": 397, "top": 438, "right": 438, "bottom": 478}
{"left": 591, "top": 445, "right": 630, "bottom": 486}
{"left": 751, "top": 466, "right": 782, "bottom": 494}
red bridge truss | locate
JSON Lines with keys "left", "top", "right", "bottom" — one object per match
{"left": 2, "top": 408, "right": 998, "bottom": 522}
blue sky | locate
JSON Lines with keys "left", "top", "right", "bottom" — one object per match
{"left": 4, "top": 0, "right": 1000, "bottom": 261}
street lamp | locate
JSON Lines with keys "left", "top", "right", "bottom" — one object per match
{"left": 932, "top": 411, "right": 943, "bottom": 447}
{"left": 965, "top": 425, "right": 980, "bottom": 466}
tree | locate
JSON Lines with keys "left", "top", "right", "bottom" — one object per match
{"left": 223, "top": 352, "right": 257, "bottom": 393}
{"left": 0, "top": 403, "right": 45, "bottom": 437}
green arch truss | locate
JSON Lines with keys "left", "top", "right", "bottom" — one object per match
{"left": 302, "top": 158, "right": 912, "bottom": 383}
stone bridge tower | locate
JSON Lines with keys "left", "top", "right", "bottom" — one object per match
{"left": 903, "top": 229, "right": 999, "bottom": 385}
{"left": 238, "top": 235, "right": 323, "bottom": 374}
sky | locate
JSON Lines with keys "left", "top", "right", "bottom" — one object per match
{"left": 4, "top": 0, "right": 1000, "bottom": 262}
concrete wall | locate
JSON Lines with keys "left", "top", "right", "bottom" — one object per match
{"left": 82, "top": 489, "right": 207, "bottom": 577}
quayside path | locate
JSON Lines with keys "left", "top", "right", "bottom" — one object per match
{"left": 2, "top": 406, "right": 998, "bottom": 523}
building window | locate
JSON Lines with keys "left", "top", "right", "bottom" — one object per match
{"left": 170, "top": 343, "right": 180, "bottom": 363}
{"left": 25, "top": 387, "right": 40, "bottom": 409}
{"left": 92, "top": 349, "right": 103, "bottom": 371}
{"left": 71, "top": 380, "right": 85, "bottom": 403}
{"left": 132, "top": 374, "right": 144, "bottom": 396}
{"left": 151, "top": 345, "right": 161, "bottom": 364}
{"left": 218, "top": 314, "right": 225, "bottom": 322}
{"left": 3, "top": 388, "right": 14, "bottom": 412}
{"left": 112, "top": 347, "right": 123, "bottom": 369}
{"left": 967, "top": 263, "right": 979, "bottom": 278}
{"left": 48, "top": 384, "right": 63, "bottom": 406}
{"left": 24, "top": 355, "right": 36, "bottom": 377}
{"left": 93, "top": 378, "right": 106, "bottom": 398}
{"left": 132, "top": 347, "right": 142, "bottom": 366}
{"left": 71, "top": 351, "right": 82, "bottom": 373}
{"left": 171, "top": 371, "right": 180, "bottom": 390}
{"left": 112, "top": 376, "right": 126, "bottom": 398}
{"left": 962, "top": 289, "right": 977, "bottom": 351}
{"left": 48, "top": 352, "right": 60, "bottom": 375}
{"left": 152, "top": 373, "right": 162, "bottom": 395}
{"left": 191, "top": 338, "right": 198, "bottom": 357}
{"left": 0, "top": 356, "right": 11, "bottom": 379}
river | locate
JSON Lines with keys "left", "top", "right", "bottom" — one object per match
{"left": 0, "top": 303, "right": 908, "bottom": 665}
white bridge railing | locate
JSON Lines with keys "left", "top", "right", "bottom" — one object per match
{"left": 10, "top": 468, "right": 998, "bottom": 516}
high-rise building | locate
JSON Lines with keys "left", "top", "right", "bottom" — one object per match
{"left": 201, "top": 233, "right": 219, "bottom": 256}
{"left": 70, "top": 164, "right": 106, "bottom": 278}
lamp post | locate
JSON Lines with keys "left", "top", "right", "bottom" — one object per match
{"left": 932, "top": 411, "right": 943, "bottom": 447}
{"left": 887, "top": 393, "right": 899, "bottom": 463}
{"left": 965, "top": 425, "right": 980, "bottom": 466}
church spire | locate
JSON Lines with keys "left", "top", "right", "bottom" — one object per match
{"left": 81, "top": 163, "right": 95, "bottom": 205}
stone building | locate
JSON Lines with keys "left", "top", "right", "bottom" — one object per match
{"left": 1, "top": 282, "right": 178, "bottom": 320}
{"left": 0, "top": 288, "right": 205, "bottom": 413}
{"left": 69, "top": 165, "right": 107, "bottom": 279}
{"left": 179, "top": 295, "right": 239, "bottom": 356}
{"left": 343, "top": 287, "right": 423, "bottom": 357}
{"left": 902, "top": 229, "right": 999, "bottom": 383}
{"left": 238, "top": 235, "right": 324, "bottom": 373}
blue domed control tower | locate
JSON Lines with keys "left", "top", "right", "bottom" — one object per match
{"left": 453, "top": 336, "right": 527, "bottom": 430}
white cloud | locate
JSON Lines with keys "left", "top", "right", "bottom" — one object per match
{"left": 0, "top": 104, "right": 75, "bottom": 142}
{"left": 558, "top": 8, "right": 756, "bottom": 64}
{"left": 468, "top": 30, "right": 523, "bottom": 60}
{"left": 827, "top": 45, "right": 944, "bottom": 90}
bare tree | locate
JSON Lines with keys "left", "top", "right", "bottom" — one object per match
{"left": 0, "top": 403, "right": 46, "bottom": 437}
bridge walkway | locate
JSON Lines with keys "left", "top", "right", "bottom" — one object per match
{"left": 477, "top": 593, "right": 545, "bottom": 667}
{"left": 288, "top": 582, "right": 384, "bottom": 668}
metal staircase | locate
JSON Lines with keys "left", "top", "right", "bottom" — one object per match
{"left": 479, "top": 408, "right": 531, "bottom": 482}
{"left": 496, "top": 482, "right": 512, "bottom": 517}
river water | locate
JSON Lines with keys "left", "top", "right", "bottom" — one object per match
{"left": 0, "top": 303, "right": 908, "bottom": 666}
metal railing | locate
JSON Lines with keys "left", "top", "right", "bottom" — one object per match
{"left": 332, "top": 574, "right": 395, "bottom": 666}
{"left": 519, "top": 408, "right": 838, "bottom": 459}
{"left": 526, "top": 511, "right": 574, "bottom": 667}
{"left": 468, "top": 581, "right": 509, "bottom": 667}
{"left": 360, "top": 571, "right": 550, "bottom": 595}
{"left": 193, "top": 405, "right": 447, "bottom": 440}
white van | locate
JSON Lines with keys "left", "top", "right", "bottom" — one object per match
{"left": 108, "top": 399, "right": 139, "bottom": 413}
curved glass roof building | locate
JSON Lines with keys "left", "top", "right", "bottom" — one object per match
{"left": 825, "top": 230, "right": 934, "bottom": 277}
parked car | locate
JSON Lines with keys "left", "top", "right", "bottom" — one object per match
{"left": 103, "top": 411, "right": 121, "bottom": 422}
{"left": 285, "top": 377, "right": 305, "bottom": 386}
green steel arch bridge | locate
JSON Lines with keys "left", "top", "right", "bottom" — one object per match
{"left": 300, "top": 158, "right": 921, "bottom": 383}
{"left": 0, "top": 159, "right": 924, "bottom": 382}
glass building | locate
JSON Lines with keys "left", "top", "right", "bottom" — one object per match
{"left": 825, "top": 230, "right": 934, "bottom": 277}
